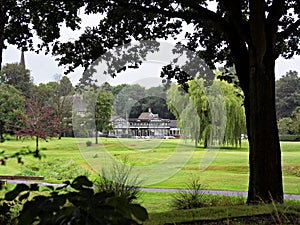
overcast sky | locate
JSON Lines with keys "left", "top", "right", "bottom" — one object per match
{"left": 2, "top": 12, "right": 300, "bottom": 86}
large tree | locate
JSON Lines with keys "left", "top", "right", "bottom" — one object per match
{"left": 53, "top": 1, "right": 299, "bottom": 203}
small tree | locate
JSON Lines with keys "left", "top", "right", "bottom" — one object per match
{"left": 15, "top": 96, "right": 60, "bottom": 157}
{"left": 95, "top": 89, "right": 114, "bottom": 144}
{"left": 0, "top": 63, "right": 33, "bottom": 96}
{"left": 0, "top": 84, "right": 25, "bottom": 142}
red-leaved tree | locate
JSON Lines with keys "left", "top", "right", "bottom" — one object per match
{"left": 15, "top": 96, "right": 61, "bottom": 157}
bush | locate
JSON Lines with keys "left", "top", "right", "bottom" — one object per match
{"left": 95, "top": 158, "right": 142, "bottom": 203}
{"left": 1, "top": 176, "right": 148, "bottom": 225}
{"left": 0, "top": 201, "right": 20, "bottom": 225}
{"left": 279, "top": 134, "right": 300, "bottom": 141}
{"left": 171, "top": 177, "right": 206, "bottom": 210}
{"left": 86, "top": 140, "right": 92, "bottom": 146}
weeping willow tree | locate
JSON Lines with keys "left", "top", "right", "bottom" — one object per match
{"left": 166, "top": 77, "right": 245, "bottom": 147}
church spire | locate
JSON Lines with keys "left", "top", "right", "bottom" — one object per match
{"left": 20, "top": 51, "right": 25, "bottom": 69}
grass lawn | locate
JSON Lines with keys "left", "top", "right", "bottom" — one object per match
{"left": 1, "top": 137, "right": 299, "bottom": 193}
{"left": 143, "top": 201, "right": 300, "bottom": 225}
{"left": 0, "top": 136, "right": 300, "bottom": 219}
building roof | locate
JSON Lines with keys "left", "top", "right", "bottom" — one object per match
{"left": 110, "top": 115, "right": 127, "bottom": 122}
{"left": 138, "top": 112, "right": 152, "bottom": 121}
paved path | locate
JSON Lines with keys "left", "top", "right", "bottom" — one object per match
{"left": 139, "top": 188, "right": 300, "bottom": 200}
{"left": 4, "top": 180, "right": 300, "bottom": 200}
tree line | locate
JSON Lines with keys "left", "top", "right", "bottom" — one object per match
{"left": 1, "top": 62, "right": 298, "bottom": 149}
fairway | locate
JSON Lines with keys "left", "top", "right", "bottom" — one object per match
{"left": 0, "top": 137, "right": 299, "bottom": 195}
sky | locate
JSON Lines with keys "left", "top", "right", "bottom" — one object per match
{"left": 2, "top": 11, "right": 300, "bottom": 86}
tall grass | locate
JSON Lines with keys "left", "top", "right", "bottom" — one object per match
{"left": 94, "top": 157, "right": 142, "bottom": 203}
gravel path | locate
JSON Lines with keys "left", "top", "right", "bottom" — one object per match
{"left": 4, "top": 180, "right": 300, "bottom": 200}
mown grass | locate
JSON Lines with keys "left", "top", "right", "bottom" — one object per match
{"left": 1, "top": 137, "right": 300, "bottom": 192}
{"left": 0, "top": 138, "right": 300, "bottom": 225}
{"left": 144, "top": 202, "right": 300, "bottom": 225}
{"left": 1, "top": 137, "right": 300, "bottom": 218}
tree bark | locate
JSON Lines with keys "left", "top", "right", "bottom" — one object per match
{"left": 245, "top": 51, "right": 283, "bottom": 203}
{"left": 35, "top": 136, "right": 39, "bottom": 157}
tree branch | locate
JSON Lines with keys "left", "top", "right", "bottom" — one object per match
{"left": 267, "top": 0, "right": 285, "bottom": 30}
{"left": 277, "top": 19, "right": 300, "bottom": 40}
{"left": 266, "top": 0, "right": 285, "bottom": 46}
{"left": 222, "top": 0, "right": 249, "bottom": 43}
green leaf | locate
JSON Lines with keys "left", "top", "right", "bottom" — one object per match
{"left": 71, "top": 176, "right": 93, "bottom": 190}
{"left": 18, "top": 192, "right": 30, "bottom": 201}
{"left": 5, "top": 184, "right": 29, "bottom": 201}
{"left": 94, "top": 191, "right": 113, "bottom": 203}
{"left": 130, "top": 204, "right": 148, "bottom": 222}
{"left": 30, "top": 183, "right": 39, "bottom": 191}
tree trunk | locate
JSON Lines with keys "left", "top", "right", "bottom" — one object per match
{"left": 245, "top": 53, "right": 283, "bottom": 203}
{"left": 35, "top": 136, "right": 39, "bottom": 157}
{"left": 95, "top": 129, "right": 99, "bottom": 144}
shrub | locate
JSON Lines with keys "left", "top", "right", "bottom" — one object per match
{"left": 279, "top": 134, "right": 300, "bottom": 141}
{"left": 95, "top": 158, "right": 142, "bottom": 203}
{"left": 86, "top": 140, "right": 92, "bottom": 146}
{"left": 18, "top": 159, "right": 90, "bottom": 181}
{"left": 2, "top": 176, "right": 148, "bottom": 225}
{"left": 171, "top": 177, "right": 206, "bottom": 210}
{"left": 0, "top": 201, "right": 20, "bottom": 225}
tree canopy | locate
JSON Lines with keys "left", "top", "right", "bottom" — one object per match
{"left": 0, "top": 63, "right": 33, "bottom": 96}
{"left": 0, "top": 0, "right": 84, "bottom": 68}
{"left": 15, "top": 95, "right": 60, "bottom": 157}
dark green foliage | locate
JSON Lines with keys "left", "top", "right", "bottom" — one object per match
{"left": 112, "top": 84, "right": 175, "bottom": 119}
{"left": 0, "top": 84, "right": 25, "bottom": 142}
{"left": 86, "top": 140, "right": 92, "bottom": 146}
{"left": 0, "top": 1, "right": 84, "bottom": 68}
{"left": 0, "top": 201, "right": 19, "bottom": 225}
{"left": 275, "top": 71, "right": 300, "bottom": 119}
{"left": 1, "top": 176, "right": 148, "bottom": 225}
{"left": 0, "top": 63, "right": 33, "bottom": 96}
{"left": 279, "top": 134, "right": 300, "bottom": 141}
